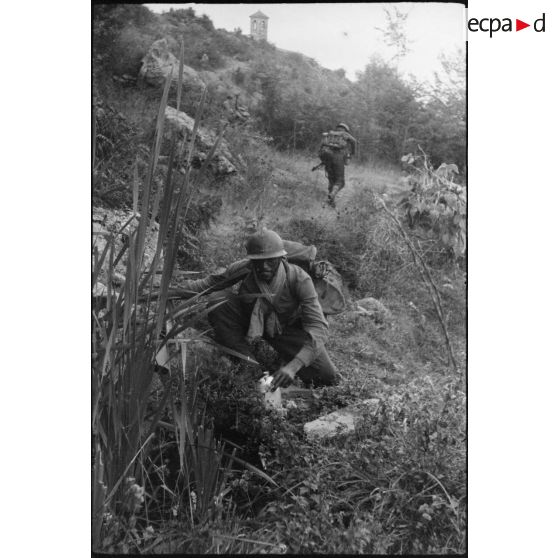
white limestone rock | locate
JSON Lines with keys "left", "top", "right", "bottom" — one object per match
{"left": 139, "top": 39, "right": 204, "bottom": 89}
{"left": 304, "top": 398, "right": 380, "bottom": 440}
{"left": 164, "top": 106, "right": 236, "bottom": 175}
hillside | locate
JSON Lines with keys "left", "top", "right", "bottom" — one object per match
{"left": 94, "top": 5, "right": 355, "bottom": 145}
{"left": 93, "top": 5, "right": 465, "bottom": 173}
{"left": 92, "top": 4, "right": 466, "bottom": 555}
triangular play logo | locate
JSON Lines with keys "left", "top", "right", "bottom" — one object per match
{"left": 516, "top": 19, "right": 530, "bottom": 31}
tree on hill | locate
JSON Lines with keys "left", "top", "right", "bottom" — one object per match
{"left": 410, "top": 48, "right": 466, "bottom": 171}
{"left": 353, "top": 57, "right": 419, "bottom": 164}
{"left": 93, "top": 4, "right": 155, "bottom": 28}
{"left": 166, "top": 7, "right": 197, "bottom": 23}
{"left": 93, "top": 4, "right": 157, "bottom": 74}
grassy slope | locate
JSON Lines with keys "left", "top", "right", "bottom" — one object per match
{"left": 197, "top": 144, "right": 465, "bottom": 371}
{"left": 179, "top": 146, "right": 466, "bottom": 554}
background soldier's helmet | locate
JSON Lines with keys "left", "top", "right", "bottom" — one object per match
{"left": 336, "top": 122, "right": 350, "bottom": 133}
{"left": 245, "top": 229, "right": 287, "bottom": 260}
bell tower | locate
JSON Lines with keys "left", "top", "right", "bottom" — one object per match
{"left": 249, "top": 10, "right": 269, "bottom": 41}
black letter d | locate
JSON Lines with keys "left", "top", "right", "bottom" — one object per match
{"left": 534, "top": 13, "right": 545, "bottom": 32}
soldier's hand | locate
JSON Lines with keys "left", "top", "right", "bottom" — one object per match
{"left": 271, "top": 363, "right": 297, "bottom": 390}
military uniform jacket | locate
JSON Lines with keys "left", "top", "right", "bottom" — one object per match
{"left": 182, "top": 260, "right": 329, "bottom": 366}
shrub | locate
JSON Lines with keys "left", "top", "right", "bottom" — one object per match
{"left": 110, "top": 25, "right": 153, "bottom": 75}
{"left": 214, "top": 29, "right": 251, "bottom": 59}
{"left": 192, "top": 40, "right": 224, "bottom": 69}
{"left": 232, "top": 67, "right": 245, "bottom": 86}
{"left": 199, "top": 14, "right": 214, "bottom": 31}
{"left": 93, "top": 5, "right": 156, "bottom": 74}
{"left": 93, "top": 4, "right": 156, "bottom": 29}
{"left": 399, "top": 152, "right": 466, "bottom": 267}
{"left": 165, "top": 7, "right": 196, "bottom": 24}
{"left": 93, "top": 99, "right": 145, "bottom": 207}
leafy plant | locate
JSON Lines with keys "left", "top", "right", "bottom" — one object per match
{"left": 249, "top": 375, "right": 465, "bottom": 554}
{"left": 399, "top": 150, "right": 466, "bottom": 263}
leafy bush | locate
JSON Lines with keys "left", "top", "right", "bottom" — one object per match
{"left": 232, "top": 67, "right": 246, "bottom": 86}
{"left": 165, "top": 7, "right": 196, "bottom": 24}
{"left": 198, "top": 14, "right": 214, "bottom": 31}
{"left": 214, "top": 29, "right": 252, "bottom": 60}
{"left": 399, "top": 152, "right": 466, "bottom": 266}
{"left": 192, "top": 40, "right": 224, "bottom": 69}
{"left": 110, "top": 25, "right": 154, "bottom": 75}
{"left": 93, "top": 99, "right": 147, "bottom": 207}
{"left": 93, "top": 4, "right": 156, "bottom": 30}
{"left": 93, "top": 4, "right": 156, "bottom": 74}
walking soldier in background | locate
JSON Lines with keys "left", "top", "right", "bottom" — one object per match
{"left": 178, "top": 229, "right": 340, "bottom": 389}
{"left": 315, "top": 122, "right": 356, "bottom": 206}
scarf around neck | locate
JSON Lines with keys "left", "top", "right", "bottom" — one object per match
{"left": 246, "top": 260, "right": 287, "bottom": 340}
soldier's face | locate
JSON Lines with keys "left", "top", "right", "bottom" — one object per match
{"left": 253, "top": 257, "right": 282, "bottom": 283}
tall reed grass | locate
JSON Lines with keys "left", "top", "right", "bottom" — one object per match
{"left": 91, "top": 43, "right": 240, "bottom": 551}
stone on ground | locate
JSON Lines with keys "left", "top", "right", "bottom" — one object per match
{"left": 355, "top": 297, "right": 392, "bottom": 324}
{"left": 304, "top": 398, "right": 380, "bottom": 440}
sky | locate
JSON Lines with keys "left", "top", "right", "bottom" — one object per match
{"left": 144, "top": 2, "right": 466, "bottom": 84}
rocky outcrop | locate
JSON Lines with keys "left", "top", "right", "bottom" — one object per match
{"left": 92, "top": 209, "right": 219, "bottom": 296}
{"left": 164, "top": 106, "right": 236, "bottom": 175}
{"left": 92, "top": 208, "right": 161, "bottom": 291}
{"left": 304, "top": 398, "right": 380, "bottom": 440}
{"left": 139, "top": 38, "right": 204, "bottom": 90}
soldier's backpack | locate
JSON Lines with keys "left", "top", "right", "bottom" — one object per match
{"left": 319, "top": 131, "right": 347, "bottom": 167}
{"left": 321, "top": 131, "right": 347, "bottom": 150}
{"left": 283, "top": 240, "right": 346, "bottom": 315}
{"left": 310, "top": 262, "right": 346, "bottom": 315}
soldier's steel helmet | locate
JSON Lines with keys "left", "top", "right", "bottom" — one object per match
{"left": 336, "top": 122, "right": 350, "bottom": 132}
{"left": 245, "top": 229, "right": 287, "bottom": 260}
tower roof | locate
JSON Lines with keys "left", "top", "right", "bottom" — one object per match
{"left": 250, "top": 10, "right": 269, "bottom": 19}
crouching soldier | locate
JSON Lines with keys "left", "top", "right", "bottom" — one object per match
{"left": 180, "top": 229, "right": 339, "bottom": 389}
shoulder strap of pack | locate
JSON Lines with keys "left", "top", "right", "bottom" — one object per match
{"left": 283, "top": 261, "right": 298, "bottom": 299}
